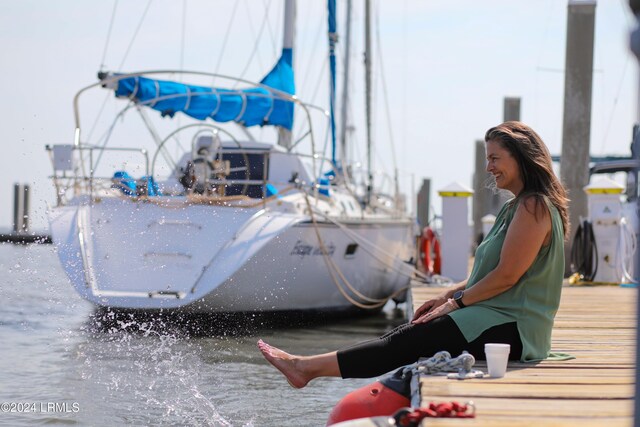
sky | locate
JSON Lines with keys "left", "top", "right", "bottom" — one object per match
{"left": 0, "top": 0, "right": 637, "bottom": 231}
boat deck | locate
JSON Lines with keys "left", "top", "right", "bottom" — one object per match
{"left": 411, "top": 285, "right": 636, "bottom": 426}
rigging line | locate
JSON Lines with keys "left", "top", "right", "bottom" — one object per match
{"left": 535, "top": 0, "right": 557, "bottom": 68}
{"left": 262, "top": 0, "right": 278, "bottom": 58}
{"left": 135, "top": 106, "right": 176, "bottom": 169}
{"left": 299, "top": 11, "right": 327, "bottom": 97}
{"left": 374, "top": 2, "right": 398, "bottom": 181}
{"left": 235, "top": 0, "right": 270, "bottom": 88}
{"left": 118, "top": 0, "right": 154, "bottom": 71}
{"left": 176, "top": 0, "right": 187, "bottom": 142}
{"left": 179, "top": 0, "right": 187, "bottom": 73}
{"left": 308, "top": 56, "right": 330, "bottom": 111}
{"left": 86, "top": 92, "right": 113, "bottom": 143}
{"left": 296, "top": 4, "right": 326, "bottom": 93}
{"left": 292, "top": 55, "right": 329, "bottom": 144}
{"left": 401, "top": 0, "right": 407, "bottom": 170}
{"left": 599, "top": 55, "right": 631, "bottom": 154}
{"left": 99, "top": 0, "right": 119, "bottom": 71}
{"left": 533, "top": 0, "right": 558, "bottom": 127}
{"left": 212, "top": 0, "right": 240, "bottom": 84}
{"left": 295, "top": 1, "right": 313, "bottom": 76}
{"left": 92, "top": 103, "right": 137, "bottom": 173}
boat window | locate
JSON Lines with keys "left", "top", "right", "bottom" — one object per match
{"left": 344, "top": 243, "right": 358, "bottom": 258}
{"left": 223, "top": 151, "right": 268, "bottom": 198}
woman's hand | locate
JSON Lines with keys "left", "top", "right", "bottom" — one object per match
{"left": 411, "top": 299, "right": 459, "bottom": 324}
{"left": 410, "top": 293, "right": 449, "bottom": 322}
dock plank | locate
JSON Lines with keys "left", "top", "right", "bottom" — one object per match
{"left": 413, "top": 285, "right": 637, "bottom": 426}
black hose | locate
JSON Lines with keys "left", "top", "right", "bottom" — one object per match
{"left": 570, "top": 220, "right": 598, "bottom": 282}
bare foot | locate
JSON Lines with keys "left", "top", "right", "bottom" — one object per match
{"left": 257, "top": 339, "right": 309, "bottom": 388}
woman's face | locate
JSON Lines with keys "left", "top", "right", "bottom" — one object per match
{"left": 485, "top": 140, "right": 523, "bottom": 195}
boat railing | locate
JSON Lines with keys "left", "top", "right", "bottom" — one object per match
{"left": 47, "top": 137, "right": 344, "bottom": 211}
{"left": 47, "top": 144, "right": 150, "bottom": 206}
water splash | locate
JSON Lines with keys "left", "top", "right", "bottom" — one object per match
{"left": 74, "top": 312, "right": 237, "bottom": 426}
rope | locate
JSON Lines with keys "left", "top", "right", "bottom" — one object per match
{"left": 308, "top": 207, "right": 437, "bottom": 284}
{"left": 392, "top": 402, "right": 475, "bottom": 426}
{"left": 404, "top": 351, "right": 481, "bottom": 378}
{"left": 302, "top": 191, "right": 394, "bottom": 309}
{"left": 300, "top": 186, "right": 456, "bottom": 309}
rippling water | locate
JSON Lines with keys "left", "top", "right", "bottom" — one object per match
{"left": 0, "top": 243, "right": 407, "bottom": 426}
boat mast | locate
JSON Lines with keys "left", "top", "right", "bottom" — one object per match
{"left": 328, "top": 0, "right": 338, "bottom": 167}
{"left": 277, "top": 0, "right": 296, "bottom": 149}
{"left": 364, "top": 0, "right": 373, "bottom": 206}
{"left": 339, "top": 0, "right": 352, "bottom": 173}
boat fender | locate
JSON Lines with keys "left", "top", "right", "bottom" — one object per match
{"left": 327, "top": 367, "right": 411, "bottom": 426}
{"left": 419, "top": 227, "right": 441, "bottom": 275}
{"left": 326, "top": 381, "right": 409, "bottom": 426}
{"left": 328, "top": 414, "right": 399, "bottom": 427}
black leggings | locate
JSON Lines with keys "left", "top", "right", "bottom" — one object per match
{"left": 336, "top": 315, "right": 522, "bottom": 378}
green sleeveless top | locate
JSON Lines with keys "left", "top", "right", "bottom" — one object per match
{"left": 448, "top": 196, "right": 565, "bottom": 362}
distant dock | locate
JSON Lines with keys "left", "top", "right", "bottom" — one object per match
{"left": 410, "top": 285, "right": 635, "bottom": 425}
{"left": 4, "top": 183, "right": 51, "bottom": 244}
{"left": 0, "top": 233, "right": 52, "bottom": 244}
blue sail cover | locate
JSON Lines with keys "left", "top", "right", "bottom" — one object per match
{"left": 109, "top": 49, "right": 295, "bottom": 130}
{"left": 260, "top": 48, "right": 295, "bottom": 130}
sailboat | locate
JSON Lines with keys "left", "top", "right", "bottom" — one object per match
{"left": 46, "top": 0, "right": 416, "bottom": 315}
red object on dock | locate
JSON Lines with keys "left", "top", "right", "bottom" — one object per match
{"left": 326, "top": 381, "right": 410, "bottom": 426}
{"left": 419, "top": 227, "right": 441, "bottom": 275}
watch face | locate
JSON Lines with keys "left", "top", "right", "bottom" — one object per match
{"left": 454, "top": 290, "right": 463, "bottom": 300}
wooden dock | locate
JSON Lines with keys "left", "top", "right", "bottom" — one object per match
{"left": 411, "top": 285, "right": 636, "bottom": 426}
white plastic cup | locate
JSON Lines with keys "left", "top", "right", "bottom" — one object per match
{"left": 484, "top": 343, "right": 510, "bottom": 378}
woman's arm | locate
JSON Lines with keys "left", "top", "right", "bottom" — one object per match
{"left": 410, "top": 280, "right": 467, "bottom": 321}
{"left": 412, "top": 197, "right": 551, "bottom": 324}
{"left": 460, "top": 197, "right": 551, "bottom": 306}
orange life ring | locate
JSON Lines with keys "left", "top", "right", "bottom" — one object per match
{"left": 420, "top": 227, "right": 441, "bottom": 275}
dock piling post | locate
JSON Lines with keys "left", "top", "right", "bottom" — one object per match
{"left": 417, "top": 179, "right": 431, "bottom": 229}
{"left": 560, "top": 0, "right": 597, "bottom": 275}
{"left": 13, "top": 183, "right": 30, "bottom": 234}
{"left": 438, "top": 182, "right": 473, "bottom": 282}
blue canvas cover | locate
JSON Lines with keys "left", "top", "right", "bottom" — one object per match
{"left": 107, "top": 50, "right": 295, "bottom": 130}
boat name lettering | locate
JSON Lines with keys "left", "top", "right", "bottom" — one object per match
{"left": 290, "top": 240, "right": 335, "bottom": 258}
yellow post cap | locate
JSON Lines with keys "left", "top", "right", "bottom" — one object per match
{"left": 438, "top": 182, "right": 474, "bottom": 197}
{"left": 583, "top": 178, "right": 625, "bottom": 195}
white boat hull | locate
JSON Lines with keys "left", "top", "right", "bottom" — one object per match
{"left": 49, "top": 197, "right": 415, "bottom": 314}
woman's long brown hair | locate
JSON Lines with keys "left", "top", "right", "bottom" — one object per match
{"left": 485, "top": 121, "right": 570, "bottom": 240}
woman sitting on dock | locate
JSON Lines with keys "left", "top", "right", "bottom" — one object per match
{"left": 258, "top": 121, "right": 570, "bottom": 388}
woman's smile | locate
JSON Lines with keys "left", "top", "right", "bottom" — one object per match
{"left": 485, "top": 140, "right": 523, "bottom": 195}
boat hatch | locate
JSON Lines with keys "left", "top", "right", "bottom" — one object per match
{"left": 148, "top": 291, "right": 185, "bottom": 299}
